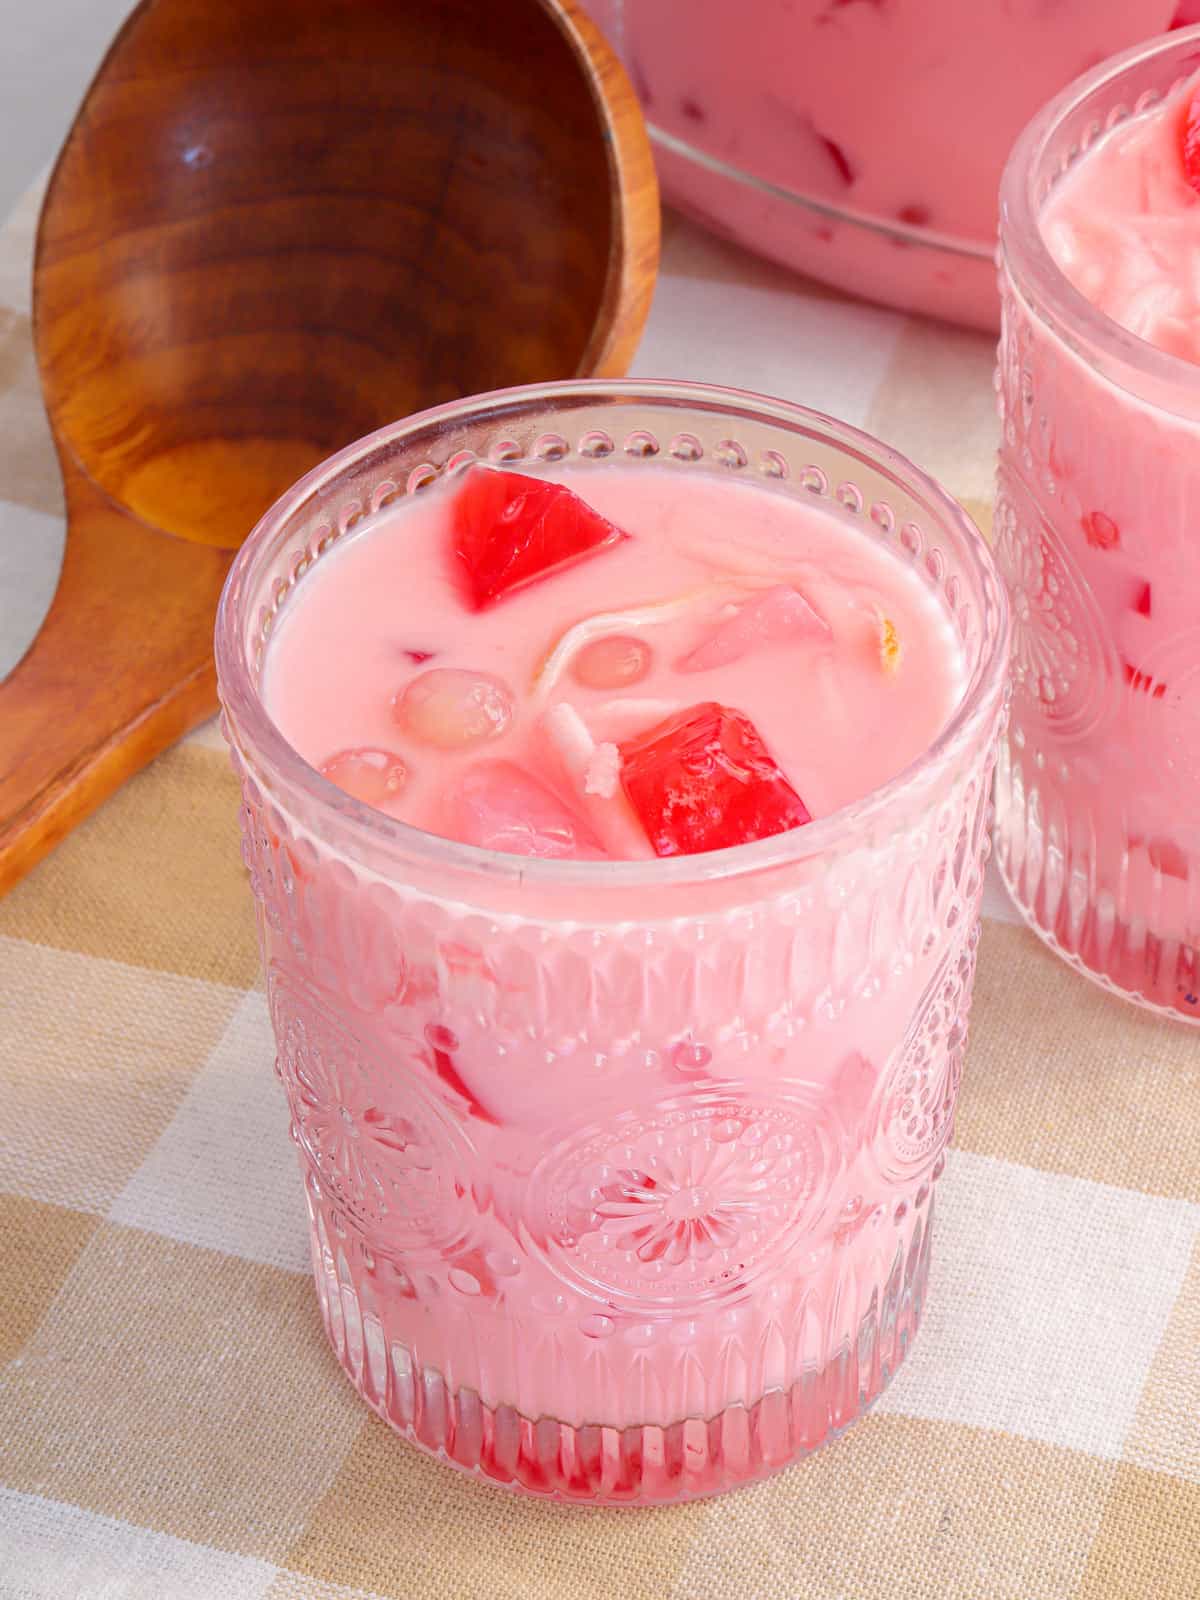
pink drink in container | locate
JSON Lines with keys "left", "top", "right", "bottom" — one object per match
{"left": 216, "top": 382, "right": 1010, "bottom": 1502}
{"left": 994, "top": 30, "right": 1200, "bottom": 1022}
{"left": 585, "top": 0, "right": 1185, "bottom": 330}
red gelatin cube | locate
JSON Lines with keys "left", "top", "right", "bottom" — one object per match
{"left": 1082, "top": 510, "right": 1120, "bottom": 551}
{"left": 1123, "top": 659, "right": 1169, "bottom": 700}
{"left": 897, "top": 203, "right": 932, "bottom": 228}
{"left": 1148, "top": 838, "right": 1190, "bottom": 880}
{"left": 618, "top": 702, "right": 811, "bottom": 858}
{"left": 452, "top": 466, "right": 627, "bottom": 610}
{"left": 430, "top": 1044, "right": 499, "bottom": 1125}
{"left": 446, "top": 1246, "right": 501, "bottom": 1299}
{"left": 820, "top": 133, "right": 856, "bottom": 186}
{"left": 1134, "top": 582, "right": 1152, "bottom": 618}
{"left": 1184, "top": 84, "right": 1200, "bottom": 194}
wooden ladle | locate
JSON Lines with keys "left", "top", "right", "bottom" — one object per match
{"left": 0, "top": 0, "right": 658, "bottom": 894}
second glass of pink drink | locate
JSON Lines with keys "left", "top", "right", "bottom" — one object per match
{"left": 994, "top": 29, "right": 1200, "bottom": 1022}
{"left": 216, "top": 382, "right": 1010, "bottom": 1502}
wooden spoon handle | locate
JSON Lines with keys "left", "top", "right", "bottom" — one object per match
{"left": 0, "top": 456, "right": 232, "bottom": 895}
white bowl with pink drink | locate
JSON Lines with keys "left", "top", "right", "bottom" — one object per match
{"left": 994, "top": 28, "right": 1200, "bottom": 1023}
{"left": 584, "top": 0, "right": 1191, "bottom": 330}
{"left": 216, "top": 381, "right": 1010, "bottom": 1501}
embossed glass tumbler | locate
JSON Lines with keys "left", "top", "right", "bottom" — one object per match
{"left": 215, "top": 381, "right": 1010, "bottom": 1503}
{"left": 994, "top": 31, "right": 1200, "bottom": 1024}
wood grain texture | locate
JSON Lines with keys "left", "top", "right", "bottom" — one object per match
{"left": 0, "top": 0, "right": 659, "bottom": 895}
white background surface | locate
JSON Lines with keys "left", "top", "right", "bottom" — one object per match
{"left": 0, "top": 0, "right": 135, "bottom": 673}
{"left": 0, "top": 0, "right": 135, "bottom": 222}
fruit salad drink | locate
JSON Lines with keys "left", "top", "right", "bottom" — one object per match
{"left": 268, "top": 469, "right": 965, "bottom": 857}
{"left": 994, "top": 30, "right": 1200, "bottom": 1023}
{"left": 216, "top": 383, "right": 1010, "bottom": 1502}
{"left": 585, "top": 0, "right": 1188, "bottom": 330}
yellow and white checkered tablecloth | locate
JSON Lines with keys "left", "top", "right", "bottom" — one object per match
{"left": 1, "top": 184, "right": 1198, "bottom": 1600}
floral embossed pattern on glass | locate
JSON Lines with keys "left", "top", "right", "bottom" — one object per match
{"left": 994, "top": 31, "right": 1200, "bottom": 1023}
{"left": 216, "top": 380, "right": 1010, "bottom": 1502}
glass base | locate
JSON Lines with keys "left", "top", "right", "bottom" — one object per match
{"left": 652, "top": 134, "right": 998, "bottom": 335}
{"left": 309, "top": 1204, "right": 932, "bottom": 1505}
{"left": 995, "top": 755, "right": 1200, "bottom": 1027}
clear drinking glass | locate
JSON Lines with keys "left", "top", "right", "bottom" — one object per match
{"left": 994, "top": 29, "right": 1200, "bottom": 1024}
{"left": 216, "top": 380, "right": 1010, "bottom": 1502}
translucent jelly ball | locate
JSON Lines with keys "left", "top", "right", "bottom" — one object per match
{"left": 319, "top": 747, "right": 410, "bottom": 808}
{"left": 570, "top": 634, "right": 652, "bottom": 690}
{"left": 394, "top": 668, "right": 515, "bottom": 749}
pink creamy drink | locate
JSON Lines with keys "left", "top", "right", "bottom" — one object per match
{"left": 586, "top": 0, "right": 1185, "bottom": 329}
{"left": 266, "top": 469, "right": 963, "bottom": 854}
{"left": 217, "top": 383, "right": 1010, "bottom": 1501}
{"left": 994, "top": 31, "right": 1200, "bottom": 1022}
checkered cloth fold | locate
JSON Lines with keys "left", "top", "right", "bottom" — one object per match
{"left": 1, "top": 187, "right": 1197, "bottom": 1600}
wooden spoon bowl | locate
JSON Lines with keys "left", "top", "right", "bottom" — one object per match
{"left": 0, "top": 0, "right": 657, "bottom": 892}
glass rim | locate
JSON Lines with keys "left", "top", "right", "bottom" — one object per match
{"left": 648, "top": 124, "right": 991, "bottom": 261}
{"left": 1000, "top": 24, "right": 1200, "bottom": 396}
{"left": 215, "top": 377, "right": 1011, "bottom": 890}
